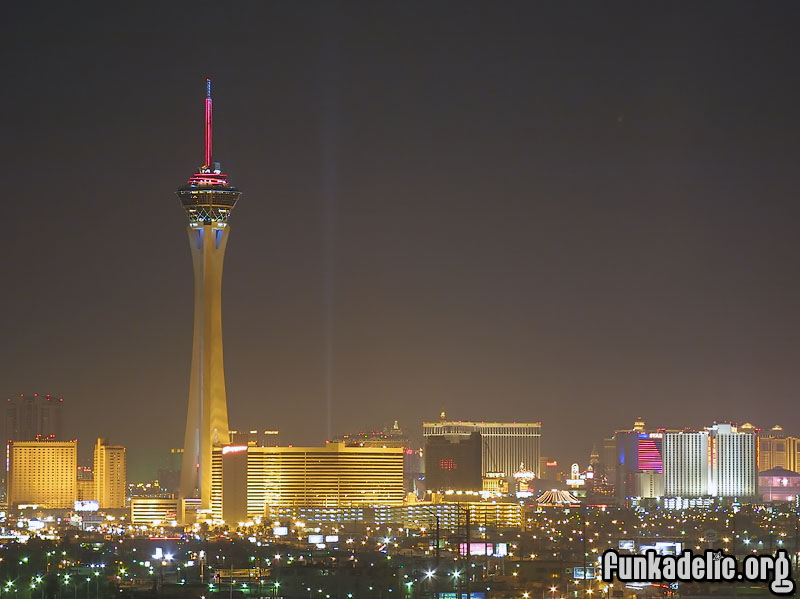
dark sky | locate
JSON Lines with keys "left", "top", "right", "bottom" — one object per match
{"left": 2, "top": 2, "right": 799, "bottom": 476}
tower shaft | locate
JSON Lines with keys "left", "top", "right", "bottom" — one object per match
{"left": 180, "top": 223, "right": 231, "bottom": 509}
{"left": 177, "top": 79, "right": 240, "bottom": 513}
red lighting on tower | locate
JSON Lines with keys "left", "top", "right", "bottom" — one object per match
{"left": 185, "top": 78, "right": 230, "bottom": 187}
{"left": 204, "top": 77, "right": 213, "bottom": 167}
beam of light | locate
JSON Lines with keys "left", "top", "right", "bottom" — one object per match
{"left": 320, "top": 11, "right": 340, "bottom": 442}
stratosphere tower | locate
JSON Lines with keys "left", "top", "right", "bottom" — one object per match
{"left": 177, "top": 79, "right": 241, "bottom": 509}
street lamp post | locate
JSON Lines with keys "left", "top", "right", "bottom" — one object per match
{"left": 418, "top": 508, "right": 441, "bottom": 599}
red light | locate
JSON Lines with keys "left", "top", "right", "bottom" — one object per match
{"left": 187, "top": 172, "right": 228, "bottom": 186}
{"left": 439, "top": 459, "right": 457, "bottom": 471}
{"left": 204, "top": 78, "right": 213, "bottom": 167}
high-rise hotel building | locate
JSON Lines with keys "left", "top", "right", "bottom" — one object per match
{"left": 211, "top": 442, "right": 405, "bottom": 523}
{"left": 758, "top": 425, "right": 800, "bottom": 473}
{"left": 94, "top": 438, "right": 127, "bottom": 509}
{"left": 423, "top": 416, "right": 541, "bottom": 479}
{"left": 663, "top": 432, "right": 710, "bottom": 497}
{"left": 663, "top": 423, "right": 757, "bottom": 499}
{"left": 612, "top": 420, "right": 667, "bottom": 502}
{"left": 711, "top": 423, "right": 757, "bottom": 498}
{"left": 7, "top": 440, "right": 77, "bottom": 508}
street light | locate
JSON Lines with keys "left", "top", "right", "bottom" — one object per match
{"left": 451, "top": 570, "right": 462, "bottom": 596}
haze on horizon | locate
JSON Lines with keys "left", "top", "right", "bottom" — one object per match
{"left": 1, "top": 3, "right": 799, "bottom": 477}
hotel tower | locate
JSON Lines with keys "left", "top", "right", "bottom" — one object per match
{"left": 177, "top": 79, "right": 242, "bottom": 509}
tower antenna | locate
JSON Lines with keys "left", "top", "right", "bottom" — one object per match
{"left": 205, "top": 78, "right": 213, "bottom": 167}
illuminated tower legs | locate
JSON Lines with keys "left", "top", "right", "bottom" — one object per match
{"left": 180, "top": 222, "right": 231, "bottom": 509}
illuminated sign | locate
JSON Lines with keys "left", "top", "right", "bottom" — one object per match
{"left": 637, "top": 438, "right": 663, "bottom": 472}
{"left": 639, "top": 541, "right": 682, "bottom": 556}
{"left": 308, "top": 534, "right": 324, "bottom": 544}
{"left": 459, "top": 542, "right": 505, "bottom": 557}
{"left": 221, "top": 445, "right": 248, "bottom": 455}
{"left": 272, "top": 527, "right": 288, "bottom": 537}
{"left": 573, "top": 566, "right": 597, "bottom": 580}
{"left": 74, "top": 500, "right": 99, "bottom": 512}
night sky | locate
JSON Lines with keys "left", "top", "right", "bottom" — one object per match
{"left": 2, "top": 3, "right": 799, "bottom": 476}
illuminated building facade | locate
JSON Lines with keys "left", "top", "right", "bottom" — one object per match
{"left": 93, "top": 438, "right": 126, "bottom": 509}
{"left": 130, "top": 498, "right": 181, "bottom": 526}
{"left": 482, "top": 472, "right": 509, "bottom": 494}
{"left": 514, "top": 465, "right": 538, "bottom": 495}
{"left": 334, "top": 421, "right": 423, "bottom": 494}
{"left": 7, "top": 440, "right": 76, "bottom": 508}
{"left": 664, "top": 432, "right": 710, "bottom": 497}
{"left": 663, "top": 424, "right": 757, "bottom": 499}
{"left": 179, "top": 79, "right": 242, "bottom": 509}
{"left": 758, "top": 467, "right": 800, "bottom": 502}
{"left": 77, "top": 478, "right": 94, "bottom": 501}
{"left": 264, "top": 500, "right": 522, "bottom": 530}
{"left": 709, "top": 423, "right": 757, "bottom": 498}
{"left": 423, "top": 419, "right": 541, "bottom": 479}
{"left": 401, "top": 500, "right": 522, "bottom": 531}
{"left": 5, "top": 393, "right": 63, "bottom": 441}
{"left": 758, "top": 426, "right": 800, "bottom": 473}
{"left": 614, "top": 423, "right": 666, "bottom": 501}
{"left": 211, "top": 442, "right": 405, "bottom": 522}
{"left": 424, "top": 432, "right": 482, "bottom": 492}
{"left": 633, "top": 471, "right": 665, "bottom": 498}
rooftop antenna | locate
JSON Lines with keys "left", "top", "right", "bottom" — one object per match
{"left": 204, "top": 78, "right": 213, "bottom": 168}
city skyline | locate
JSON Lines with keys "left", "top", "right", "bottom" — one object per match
{"left": 2, "top": 3, "right": 799, "bottom": 474}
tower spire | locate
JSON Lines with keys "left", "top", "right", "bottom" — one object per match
{"left": 204, "top": 78, "right": 213, "bottom": 167}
